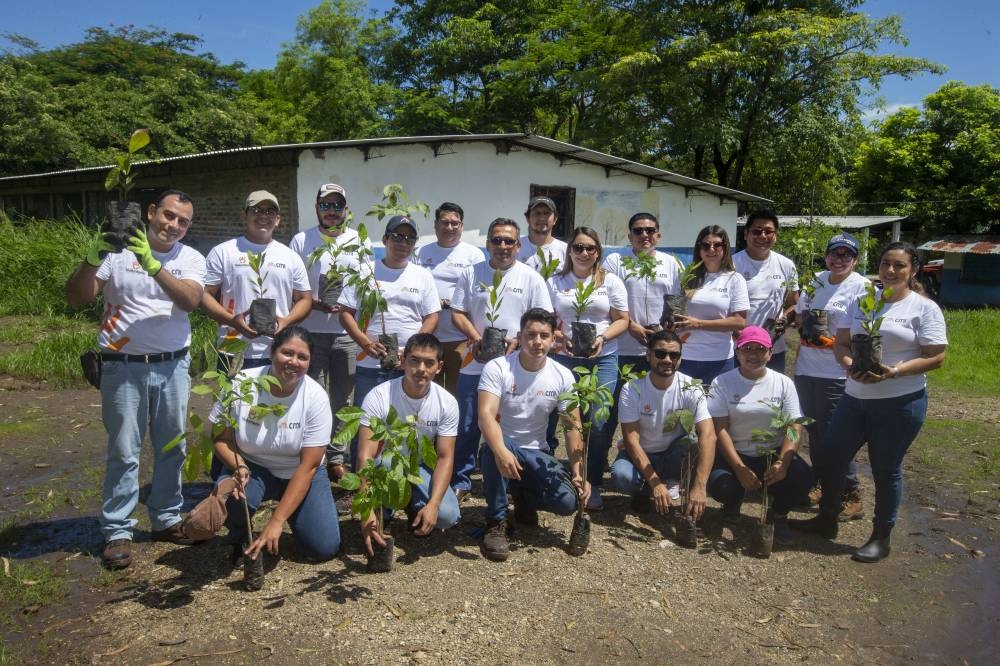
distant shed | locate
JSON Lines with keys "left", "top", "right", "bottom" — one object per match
{"left": 918, "top": 235, "right": 1000, "bottom": 306}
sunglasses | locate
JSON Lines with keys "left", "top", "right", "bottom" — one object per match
{"left": 738, "top": 344, "right": 769, "bottom": 353}
{"left": 749, "top": 227, "right": 776, "bottom": 237}
{"left": 249, "top": 206, "right": 279, "bottom": 217}
{"left": 827, "top": 250, "right": 856, "bottom": 260}
{"left": 652, "top": 349, "right": 681, "bottom": 360}
{"left": 317, "top": 201, "right": 346, "bottom": 212}
{"left": 700, "top": 241, "right": 725, "bottom": 251}
{"left": 387, "top": 232, "right": 417, "bottom": 245}
{"left": 630, "top": 227, "right": 658, "bottom": 236}
{"left": 571, "top": 243, "right": 599, "bottom": 254}
{"left": 489, "top": 237, "right": 518, "bottom": 247}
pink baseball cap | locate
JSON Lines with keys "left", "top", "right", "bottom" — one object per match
{"left": 736, "top": 325, "right": 773, "bottom": 349}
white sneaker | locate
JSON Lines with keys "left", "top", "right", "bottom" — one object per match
{"left": 666, "top": 480, "right": 681, "bottom": 502}
{"left": 585, "top": 487, "right": 604, "bottom": 511}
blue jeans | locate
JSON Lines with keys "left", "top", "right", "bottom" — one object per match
{"left": 708, "top": 452, "right": 814, "bottom": 515}
{"left": 818, "top": 390, "right": 927, "bottom": 530}
{"left": 609, "top": 436, "right": 693, "bottom": 496}
{"left": 377, "top": 459, "right": 460, "bottom": 529}
{"left": 682, "top": 356, "right": 735, "bottom": 385}
{"left": 547, "top": 354, "right": 618, "bottom": 487}
{"left": 452, "top": 372, "right": 482, "bottom": 492}
{"left": 307, "top": 332, "right": 359, "bottom": 465}
{"left": 222, "top": 459, "right": 340, "bottom": 560}
{"left": 481, "top": 437, "right": 579, "bottom": 523}
{"left": 351, "top": 365, "right": 404, "bottom": 469}
{"left": 100, "top": 355, "right": 191, "bottom": 542}
{"left": 794, "top": 375, "right": 858, "bottom": 494}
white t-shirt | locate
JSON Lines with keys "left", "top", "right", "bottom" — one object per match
{"left": 451, "top": 261, "right": 554, "bottom": 375}
{"left": 733, "top": 250, "right": 798, "bottom": 354}
{"left": 794, "top": 271, "right": 870, "bottom": 379}
{"left": 204, "top": 237, "right": 311, "bottom": 359}
{"left": 843, "top": 291, "right": 947, "bottom": 400}
{"left": 547, "top": 272, "right": 628, "bottom": 356}
{"left": 337, "top": 261, "right": 441, "bottom": 369}
{"left": 682, "top": 271, "right": 750, "bottom": 362}
{"left": 360, "top": 377, "right": 460, "bottom": 448}
{"left": 603, "top": 250, "right": 682, "bottom": 356}
{"left": 478, "top": 353, "right": 575, "bottom": 451}
{"left": 414, "top": 242, "right": 486, "bottom": 342}
{"left": 708, "top": 368, "right": 802, "bottom": 456}
{"left": 96, "top": 243, "right": 206, "bottom": 354}
{"left": 289, "top": 226, "right": 372, "bottom": 335}
{"left": 619, "top": 371, "right": 712, "bottom": 454}
{"left": 519, "top": 237, "right": 567, "bottom": 274}
{"left": 210, "top": 367, "right": 332, "bottom": 479}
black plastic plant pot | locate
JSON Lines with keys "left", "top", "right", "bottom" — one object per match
{"left": 318, "top": 274, "right": 343, "bottom": 309}
{"left": 674, "top": 512, "right": 698, "bottom": 549}
{"left": 243, "top": 551, "right": 264, "bottom": 591}
{"left": 378, "top": 333, "right": 400, "bottom": 371}
{"left": 762, "top": 318, "right": 781, "bottom": 342}
{"left": 366, "top": 534, "right": 395, "bottom": 573}
{"left": 801, "top": 309, "right": 830, "bottom": 345}
{"left": 570, "top": 321, "right": 597, "bottom": 357}
{"left": 249, "top": 298, "right": 277, "bottom": 336}
{"left": 850, "top": 333, "right": 883, "bottom": 376}
{"left": 478, "top": 326, "right": 508, "bottom": 363}
{"left": 567, "top": 513, "right": 591, "bottom": 556}
{"left": 660, "top": 293, "right": 688, "bottom": 329}
{"left": 750, "top": 520, "right": 774, "bottom": 559}
{"left": 102, "top": 201, "right": 142, "bottom": 252}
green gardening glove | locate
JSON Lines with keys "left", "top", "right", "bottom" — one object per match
{"left": 126, "top": 227, "right": 162, "bottom": 276}
{"left": 85, "top": 231, "right": 117, "bottom": 267}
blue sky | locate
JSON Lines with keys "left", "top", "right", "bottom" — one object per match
{"left": 3, "top": 0, "right": 997, "bottom": 117}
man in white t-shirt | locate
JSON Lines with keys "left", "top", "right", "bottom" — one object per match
{"left": 66, "top": 190, "right": 207, "bottom": 570}
{"left": 449, "top": 218, "right": 553, "bottom": 500}
{"left": 414, "top": 202, "right": 485, "bottom": 393}
{"left": 609, "top": 330, "right": 715, "bottom": 521}
{"left": 289, "top": 183, "right": 371, "bottom": 477}
{"left": 356, "top": 333, "right": 462, "bottom": 557}
{"left": 201, "top": 190, "right": 312, "bottom": 369}
{"left": 477, "top": 308, "right": 589, "bottom": 561}
{"left": 733, "top": 209, "right": 798, "bottom": 373}
{"left": 517, "top": 196, "right": 567, "bottom": 276}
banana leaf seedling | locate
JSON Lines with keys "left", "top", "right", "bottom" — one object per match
{"left": 748, "top": 401, "right": 814, "bottom": 558}
{"left": 306, "top": 212, "right": 362, "bottom": 309}
{"left": 568, "top": 279, "right": 598, "bottom": 357}
{"left": 333, "top": 405, "right": 438, "bottom": 572}
{"left": 535, "top": 246, "right": 562, "bottom": 280}
{"left": 477, "top": 269, "right": 508, "bottom": 363}
{"left": 660, "top": 378, "right": 712, "bottom": 548}
{"left": 621, "top": 252, "right": 661, "bottom": 334}
{"left": 245, "top": 250, "right": 276, "bottom": 335}
{"left": 560, "top": 365, "right": 614, "bottom": 556}
{"left": 103, "top": 128, "right": 151, "bottom": 250}
{"left": 660, "top": 259, "right": 703, "bottom": 329}
{"left": 851, "top": 282, "right": 893, "bottom": 376}
{"left": 797, "top": 274, "right": 833, "bottom": 346}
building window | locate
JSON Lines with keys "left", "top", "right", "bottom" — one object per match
{"left": 961, "top": 253, "right": 1000, "bottom": 284}
{"left": 529, "top": 185, "right": 575, "bottom": 240}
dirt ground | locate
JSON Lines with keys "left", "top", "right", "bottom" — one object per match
{"left": 1, "top": 380, "right": 998, "bottom": 665}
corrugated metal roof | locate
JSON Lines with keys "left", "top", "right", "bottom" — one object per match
{"left": 738, "top": 215, "right": 908, "bottom": 229}
{"left": 918, "top": 236, "right": 1000, "bottom": 254}
{"left": 0, "top": 133, "right": 770, "bottom": 204}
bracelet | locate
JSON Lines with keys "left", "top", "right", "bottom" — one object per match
{"left": 234, "top": 464, "right": 250, "bottom": 474}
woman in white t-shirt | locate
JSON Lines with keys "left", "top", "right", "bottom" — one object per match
{"left": 793, "top": 233, "right": 870, "bottom": 521}
{"left": 707, "top": 326, "right": 814, "bottom": 546}
{"left": 673, "top": 225, "right": 749, "bottom": 384}
{"left": 791, "top": 242, "right": 947, "bottom": 564}
{"left": 211, "top": 326, "right": 339, "bottom": 564}
{"left": 546, "top": 227, "right": 629, "bottom": 510}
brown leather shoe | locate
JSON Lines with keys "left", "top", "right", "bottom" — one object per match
{"left": 102, "top": 539, "right": 132, "bottom": 570}
{"left": 151, "top": 523, "right": 196, "bottom": 545}
{"left": 807, "top": 484, "right": 822, "bottom": 506}
{"left": 838, "top": 488, "right": 864, "bottom": 522}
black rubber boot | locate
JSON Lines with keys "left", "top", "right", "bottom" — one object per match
{"left": 852, "top": 526, "right": 892, "bottom": 563}
{"left": 788, "top": 513, "right": 839, "bottom": 540}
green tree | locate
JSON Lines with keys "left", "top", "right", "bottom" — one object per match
{"left": 0, "top": 57, "right": 75, "bottom": 174}
{"left": 852, "top": 81, "right": 1000, "bottom": 236}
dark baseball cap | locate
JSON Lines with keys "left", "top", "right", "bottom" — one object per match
{"left": 527, "top": 196, "right": 558, "bottom": 214}
{"left": 385, "top": 215, "right": 417, "bottom": 234}
{"left": 826, "top": 232, "right": 859, "bottom": 255}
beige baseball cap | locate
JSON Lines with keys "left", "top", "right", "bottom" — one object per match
{"left": 245, "top": 190, "right": 280, "bottom": 210}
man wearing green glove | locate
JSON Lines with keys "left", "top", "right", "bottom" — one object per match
{"left": 66, "top": 190, "right": 206, "bottom": 570}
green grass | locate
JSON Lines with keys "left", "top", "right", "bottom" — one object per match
{"left": 929, "top": 308, "right": 1000, "bottom": 398}
{"left": 0, "top": 325, "right": 94, "bottom": 387}
{"left": 0, "top": 561, "right": 66, "bottom": 619}
{"left": 911, "top": 418, "right": 1000, "bottom": 501}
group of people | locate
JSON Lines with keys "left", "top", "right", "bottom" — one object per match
{"left": 67, "top": 185, "right": 946, "bottom": 573}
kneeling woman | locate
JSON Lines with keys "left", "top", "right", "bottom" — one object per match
{"left": 707, "top": 326, "right": 813, "bottom": 545}
{"left": 212, "top": 326, "right": 340, "bottom": 562}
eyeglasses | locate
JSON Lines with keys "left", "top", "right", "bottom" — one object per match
{"left": 651, "top": 349, "right": 681, "bottom": 361}
{"left": 489, "top": 237, "right": 518, "bottom": 247}
{"left": 738, "top": 344, "right": 769, "bottom": 354}
{"left": 317, "top": 201, "right": 346, "bottom": 212}
{"left": 827, "top": 250, "right": 856, "bottom": 260}
{"left": 249, "top": 206, "right": 279, "bottom": 217}
{"left": 436, "top": 219, "right": 463, "bottom": 227}
{"left": 700, "top": 241, "right": 725, "bottom": 251}
{"left": 631, "top": 227, "right": 658, "bottom": 236}
{"left": 749, "top": 228, "right": 776, "bottom": 237}
{"left": 387, "top": 232, "right": 417, "bottom": 245}
{"left": 571, "top": 243, "right": 599, "bottom": 254}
